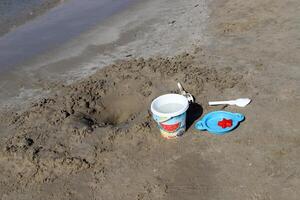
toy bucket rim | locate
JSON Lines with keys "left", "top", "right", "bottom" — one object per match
{"left": 151, "top": 93, "right": 189, "bottom": 118}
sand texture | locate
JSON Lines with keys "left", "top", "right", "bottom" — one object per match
{"left": 0, "top": 0, "right": 299, "bottom": 199}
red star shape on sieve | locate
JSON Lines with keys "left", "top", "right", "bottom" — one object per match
{"left": 218, "top": 118, "right": 233, "bottom": 129}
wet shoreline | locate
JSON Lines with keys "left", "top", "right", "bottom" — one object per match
{"left": 0, "top": 0, "right": 63, "bottom": 37}
{"left": 0, "top": 0, "right": 136, "bottom": 72}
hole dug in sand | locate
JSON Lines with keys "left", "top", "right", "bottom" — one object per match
{"left": 99, "top": 94, "right": 147, "bottom": 126}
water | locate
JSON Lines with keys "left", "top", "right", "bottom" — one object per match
{"left": 0, "top": 0, "right": 47, "bottom": 18}
{"left": 0, "top": 0, "right": 56, "bottom": 36}
{"left": 158, "top": 103, "right": 184, "bottom": 114}
{"left": 0, "top": 0, "right": 136, "bottom": 71}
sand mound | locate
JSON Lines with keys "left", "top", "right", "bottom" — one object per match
{"left": 0, "top": 51, "right": 248, "bottom": 195}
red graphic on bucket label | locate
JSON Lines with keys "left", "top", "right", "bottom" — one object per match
{"left": 160, "top": 122, "right": 181, "bottom": 132}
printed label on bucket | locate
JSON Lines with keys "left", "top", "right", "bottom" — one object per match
{"left": 153, "top": 113, "right": 186, "bottom": 139}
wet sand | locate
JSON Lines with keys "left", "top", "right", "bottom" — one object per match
{"left": 0, "top": 0, "right": 300, "bottom": 199}
{"left": 0, "top": 0, "right": 63, "bottom": 37}
{"left": 0, "top": 0, "right": 137, "bottom": 71}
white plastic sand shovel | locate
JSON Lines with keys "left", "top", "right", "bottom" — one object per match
{"left": 209, "top": 98, "right": 251, "bottom": 107}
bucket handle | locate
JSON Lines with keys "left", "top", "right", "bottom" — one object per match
{"left": 178, "top": 82, "right": 194, "bottom": 103}
{"left": 151, "top": 112, "right": 172, "bottom": 123}
{"left": 154, "top": 116, "right": 172, "bottom": 123}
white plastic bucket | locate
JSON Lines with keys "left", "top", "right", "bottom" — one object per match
{"left": 151, "top": 94, "right": 189, "bottom": 139}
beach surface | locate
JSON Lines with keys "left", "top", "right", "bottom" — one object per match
{"left": 0, "top": 0, "right": 300, "bottom": 199}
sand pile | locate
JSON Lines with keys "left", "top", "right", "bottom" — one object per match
{"left": 0, "top": 50, "right": 248, "bottom": 197}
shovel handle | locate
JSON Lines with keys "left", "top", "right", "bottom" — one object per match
{"left": 209, "top": 101, "right": 233, "bottom": 106}
{"left": 177, "top": 82, "right": 194, "bottom": 103}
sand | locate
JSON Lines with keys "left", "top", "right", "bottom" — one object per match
{"left": 0, "top": 0, "right": 300, "bottom": 199}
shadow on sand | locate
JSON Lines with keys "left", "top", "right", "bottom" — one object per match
{"left": 186, "top": 102, "right": 203, "bottom": 130}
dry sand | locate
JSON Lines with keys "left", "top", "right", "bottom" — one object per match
{"left": 0, "top": 0, "right": 300, "bottom": 199}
